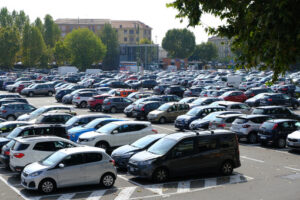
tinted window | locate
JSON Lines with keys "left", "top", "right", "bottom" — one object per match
{"left": 84, "top": 153, "right": 102, "bottom": 163}
{"left": 197, "top": 138, "right": 217, "bottom": 151}
{"left": 54, "top": 141, "right": 75, "bottom": 150}
{"left": 130, "top": 124, "right": 147, "bottom": 131}
{"left": 12, "top": 142, "right": 30, "bottom": 151}
{"left": 62, "top": 153, "right": 84, "bottom": 166}
{"left": 261, "top": 122, "right": 275, "bottom": 129}
{"left": 171, "top": 139, "right": 195, "bottom": 158}
{"left": 220, "top": 135, "right": 234, "bottom": 148}
{"left": 33, "top": 142, "right": 55, "bottom": 151}
{"left": 53, "top": 127, "right": 67, "bottom": 136}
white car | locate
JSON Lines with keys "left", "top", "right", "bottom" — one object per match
{"left": 10, "top": 136, "right": 79, "bottom": 172}
{"left": 78, "top": 121, "right": 157, "bottom": 150}
{"left": 287, "top": 131, "right": 300, "bottom": 150}
{"left": 210, "top": 101, "right": 252, "bottom": 114}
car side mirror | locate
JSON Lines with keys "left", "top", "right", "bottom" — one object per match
{"left": 167, "top": 109, "right": 172, "bottom": 112}
{"left": 112, "top": 130, "right": 118, "bottom": 134}
{"left": 58, "top": 163, "right": 64, "bottom": 168}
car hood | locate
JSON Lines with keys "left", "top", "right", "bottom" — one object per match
{"left": 23, "top": 162, "right": 51, "bottom": 175}
{"left": 288, "top": 131, "right": 300, "bottom": 139}
{"left": 176, "top": 115, "right": 193, "bottom": 121}
{"left": 79, "top": 131, "right": 103, "bottom": 139}
{"left": 0, "top": 137, "right": 10, "bottom": 144}
{"left": 68, "top": 126, "right": 93, "bottom": 134}
{"left": 190, "top": 119, "right": 209, "bottom": 125}
{"left": 17, "top": 113, "right": 30, "bottom": 121}
{"left": 112, "top": 145, "right": 139, "bottom": 156}
{"left": 130, "top": 150, "right": 161, "bottom": 162}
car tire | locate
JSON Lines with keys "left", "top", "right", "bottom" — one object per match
{"left": 100, "top": 173, "right": 115, "bottom": 188}
{"left": 152, "top": 168, "right": 168, "bottom": 183}
{"left": 38, "top": 178, "right": 56, "bottom": 194}
{"left": 80, "top": 101, "right": 87, "bottom": 108}
{"left": 277, "top": 138, "right": 286, "bottom": 148}
{"left": 6, "top": 115, "right": 16, "bottom": 121}
{"left": 220, "top": 160, "right": 233, "bottom": 176}
{"left": 96, "top": 141, "right": 109, "bottom": 151}
{"left": 247, "top": 133, "right": 257, "bottom": 144}
{"left": 110, "top": 107, "right": 117, "bottom": 113}
{"left": 159, "top": 117, "right": 166, "bottom": 124}
{"left": 28, "top": 92, "right": 34, "bottom": 97}
{"left": 48, "top": 91, "right": 53, "bottom": 96}
{"left": 95, "top": 105, "right": 102, "bottom": 112}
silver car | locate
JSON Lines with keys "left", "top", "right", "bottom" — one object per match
{"left": 21, "top": 146, "right": 117, "bottom": 193}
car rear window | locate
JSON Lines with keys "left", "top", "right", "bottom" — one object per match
{"left": 234, "top": 118, "right": 249, "bottom": 124}
{"left": 214, "top": 117, "right": 224, "bottom": 123}
{"left": 252, "top": 108, "right": 264, "bottom": 114}
{"left": 261, "top": 122, "right": 275, "bottom": 129}
{"left": 12, "top": 141, "right": 30, "bottom": 151}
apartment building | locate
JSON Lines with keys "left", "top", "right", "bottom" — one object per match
{"left": 208, "top": 36, "right": 233, "bottom": 58}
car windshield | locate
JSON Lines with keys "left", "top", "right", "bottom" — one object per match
{"left": 158, "top": 104, "right": 170, "bottom": 111}
{"left": 131, "top": 135, "right": 157, "bottom": 149}
{"left": 96, "top": 123, "right": 118, "bottom": 133}
{"left": 6, "top": 127, "right": 22, "bottom": 139}
{"left": 147, "top": 138, "right": 177, "bottom": 155}
{"left": 186, "top": 107, "right": 201, "bottom": 116}
{"left": 40, "top": 151, "right": 66, "bottom": 166}
{"left": 65, "top": 116, "right": 78, "bottom": 126}
{"left": 84, "top": 119, "right": 102, "bottom": 129}
{"left": 192, "top": 98, "right": 204, "bottom": 105}
{"left": 30, "top": 107, "right": 46, "bottom": 118}
{"left": 179, "top": 98, "right": 193, "bottom": 103}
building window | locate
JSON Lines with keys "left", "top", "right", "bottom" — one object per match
{"left": 124, "top": 37, "right": 127, "bottom": 42}
{"left": 144, "top": 30, "right": 147, "bottom": 35}
{"left": 136, "top": 37, "right": 139, "bottom": 42}
{"left": 97, "top": 25, "right": 101, "bottom": 30}
{"left": 136, "top": 30, "right": 139, "bottom": 34}
{"left": 129, "top": 30, "right": 134, "bottom": 34}
{"left": 120, "top": 25, "right": 122, "bottom": 28}
{"left": 130, "top": 37, "right": 134, "bottom": 42}
{"left": 61, "top": 25, "right": 66, "bottom": 31}
{"left": 124, "top": 29, "right": 127, "bottom": 34}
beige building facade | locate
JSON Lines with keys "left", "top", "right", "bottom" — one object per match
{"left": 208, "top": 36, "right": 233, "bottom": 58}
{"left": 55, "top": 18, "right": 152, "bottom": 45}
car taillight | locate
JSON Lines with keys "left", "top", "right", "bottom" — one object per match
{"left": 4, "top": 151, "right": 10, "bottom": 156}
{"left": 209, "top": 122, "right": 212, "bottom": 126}
{"left": 76, "top": 97, "right": 80, "bottom": 100}
{"left": 110, "top": 159, "right": 116, "bottom": 166}
{"left": 267, "top": 98, "right": 272, "bottom": 101}
{"left": 251, "top": 94, "right": 254, "bottom": 97}
{"left": 13, "top": 153, "right": 24, "bottom": 158}
{"left": 272, "top": 124, "right": 278, "bottom": 130}
{"left": 1, "top": 110, "right": 7, "bottom": 113}
{"left": 67, "top": 135, "right": 70, "bottom": 139}
{"left": 152, "top": 129, "right": 158, "bottom": 133}
{"left": 242, "top": 124, "right": 251, "bottom": 128}
{"left": 141, "top": 106, "right": 145, "bottom": 111}
{"left": 107, "top": 102, "right": 111, "bottom": 105}
{"left": 282, "top": 88, "right": 288, "bottom": 90}
{"left": 218, "top": 124, "right": 226, "bottom": 128}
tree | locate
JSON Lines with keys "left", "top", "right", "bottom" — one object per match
{"left": 162, "top": 28, "right": 195, "bottom": 58}
{"left": 97, "top": 24, "right": 119, "bottom": 70}
{"left": 139, "top": 38, "right": 153, "bottom": 44}
{"left": 53, "top": 40, "right": 70, "bottom": 66}
{"left": 64, "top": 28, "right": 106, "bottom": 70}
{"left": 190, "top": 42, "right": 218, "bottom": 62}
{"left": 0, "top": 27, "right": 20, "bottom": 67}
{"left": 34, "top": 17, "right": 44, "bottom": 34}
{"left": 44, "top": 14, "right": 60, "bottom": 48}
{"left": 168, "top": 0, "right": 300, "bottom": 81}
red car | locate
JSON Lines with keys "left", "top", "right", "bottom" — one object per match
{"left": 88, "top": 94, "right": 112, "bottom": 111}
{"left": 220, "top": 91, "right": 247, "bottom": 102}
{"left": 17, "top": 83, "right": 32, "bottom": 93}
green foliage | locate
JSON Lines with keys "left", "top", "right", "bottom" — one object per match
{"left": 0, "top": 27, "right": 20, "bottom": 67}
{"left": 162, "top": 28, "right": 195, "bottom": 58}
{"left": 0, "top": 8, "right": 29, "bottom": 32}
{"left": 44, "top": 15, "right": 60, "bottom": 48}
{"left": 97, "top": 24, "right": 119, "bottom": 70}
{"left": 190, "top": 42, "right": 217, "bottom": 61}
{"left": 168, "top": 0, "right": 300, "bottom": 81}
{"left": 34, "top": 17, "right": 44, "bottom": 34}
{"left": 64, "top": 28, "right": 106, "bottom": 70}
{"left": 139, "top": 38, "right": 153, "bottom": 44}
{"left": 53, "top": 40, "right": 70, "bottom": 66}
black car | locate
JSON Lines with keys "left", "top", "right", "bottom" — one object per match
{"left": 153, "top": 85, "right": 170, "bottom": 95}
{"left": 55, "top": 89, "right": 74, "bottom": 102}
{"left": 164, "top": 85, "right": 185, "bottom": 97}
{"left": 128, "top": 130, "right": 241, "bottom": 182}
{"left": 277, "top": 84, "right": 296, "bottom": 96}
{"left": 258, "top": 93, "right": 299, "bottom": 109}
{"left": 252, "top": 106, "right": 300, "bottom": 120}
{"left": 108, "top": 81, "right": 129, "bottom": 88}
{"left": 35, "top": 113, "right": 74, "bottom": 124}
{"left": 258, "top": 119, "right": 300, "bottom": 148}
{"left": 131, "top": 80, "right": 158, "bottom": 90}
{"left": 124, "top": 97, "right": 163, "bottom": 117}
{"left": 132, "top": 101, "right": 162, "bottom": 120}
{"left": 0, "top": 98, "right": 28, "bottom": 107}
{"left": 111, "top": 134, "right": 166, "bottom": 169}
{"left": 244, "top": 87, "right": 273, "bottom": 99}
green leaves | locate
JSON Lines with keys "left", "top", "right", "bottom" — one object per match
{"left": 189, "top": 42, "right": 218, "bottom": 61}
{"left": 0, "top": 26, "right": 20, "bottom": 67}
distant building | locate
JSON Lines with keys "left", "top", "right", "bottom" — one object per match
{"left": 159, "top": 47, "right": 168, "bottom": 59}
{"left": 208, "top": 36, "right": 233, "bottom": 59}
{"left": 55, "top": 18, "right": 152, "bottom": 45}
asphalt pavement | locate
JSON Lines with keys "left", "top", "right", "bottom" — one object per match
{"left": 0, "top": 92, "right": 299, "bottom": 200}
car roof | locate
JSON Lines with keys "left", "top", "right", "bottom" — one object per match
{"left": 238, "top": 114, "right": 268, "bottom": 119}
{"left": 110, "top": 121, "right": 151, "bottom": 126}
{"left": 217, "top": 113, "right": 244, "bottom": 118}
{"left": 267, "top": 119, "right": 297, "bottom": 123}
{"left": 218, "top": 101, "right": 244, "bottom": 105}
{"left": 165, "top": 130, "right": 234, "bottom": 141}
{"left": 18, "top": 124, "right": 65, "bottom": 130}
{"left": 41, "top": 112, "right": 72, "bottom": 116}
{"left": 14, "top": 135, "right": 70, "bottom": 143}
{"left": 58, "top": 146, "right": 105, "bottom": 155}
{"left": 74, "top": 114, "right": 111, "bottom": 118}
{"left": 256, "top": 106, "right": 286, "bottom": 109}
{"left": 0, "top": 121, "right": 31, "bottom": 126}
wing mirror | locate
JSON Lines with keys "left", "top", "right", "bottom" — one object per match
{"left": 112, "top": 130, "right": 118, "bottom": 134}
{"left": 58, "top": 163, "right": 64, "bottom": 168}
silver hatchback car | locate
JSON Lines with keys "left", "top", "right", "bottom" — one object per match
{"left": 21, "top": 146, "right": 117, "bottom": 193}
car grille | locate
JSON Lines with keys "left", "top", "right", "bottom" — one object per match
{"left": 288, "top": 138, "right": 298, "bottom": 142}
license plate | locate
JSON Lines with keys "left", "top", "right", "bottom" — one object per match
{"left": 288, "top": 142, "right": 294, "bottom": 146}
{"left": 260, "top": 136, "right": 266, "bottom": 139}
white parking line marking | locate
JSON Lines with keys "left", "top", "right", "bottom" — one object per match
{"left": 177, "top": 181, "right": 190, "bottom": 193}
{"left": 86, "top": 190, "right": 106, "bottom": 200}
{"left": 152, "top": 125, "right": 175, "bottom": 132}
{"left": 0, "top": 175, "right": 31, "bottom": 200}
{"left": 285, "top": 166, "right": 300, "bottom": 172}
{"left": 57, "top": 193, "right": 76, "bottom": 200}
{"left": 204, "top": 178, "right": 217, "bottom": 187}
{"left": 114, "top": 186, "right": 136, "bottom": 200}
{"left": 240, "top": 156, "right": 264, "bottom": 163}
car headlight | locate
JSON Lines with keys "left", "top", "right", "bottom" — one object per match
{"left": 139, "top": 159, "right": 154, "bottom": 165}
{"left": 29, "top": 171, "right": 43, "bottom": 177}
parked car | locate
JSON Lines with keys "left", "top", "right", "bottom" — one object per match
{"left": 62, "top": 89, "right": 96, "bottom": 104}
{"left": 65, "top": 114, "right": 111, "bottom": 130}
{"left": 230, "top": 115, "right": 272, "bottom": 143}
{"left": 127, "top": 92, "right": 152, "bottom": 101}
{"left": 0, "top": 103, "right": 36, "bottom": 121}
{"left": 0, "top": 94, "right": 21, "bottom": 99}
{"left": 148, "top": 102, "right": 190, "bottom": 123}
{"left": 153, "top": 85, "right": 170, "bottom": 95}
{"left": 209, "top": 113, "right": 244, "bottom": 130}
{"left": 175, "top": 106, "right": 226, "bottom": 130}
{"left": 164, "top": 85, "right": 185, "bottom": 97}
{"left": 220, "top": 91, "right": 247, "bottom": 102}
{"left": 132, "top": 101, "right": 162, "bottom": 120}
{"left": 179, "top": 97, "right": 198, "bottom": 104}
{"left": 88, "top": 94, "right": 112, "bottom": 112}
{"left": 258, "top": 119, "right": 300, "bottom": 148}
{"left": 189, "top": 97, "right": 221, "bottom": 108}
{"left": 34, "top": 113, "right": 73, "bottom": 124}
{"left": 111, "top": 134, "right": 166, "bottom": 169}
{"left": 183, "top": 87, "right": 202, "bottom": 97}
{"left": 72, "top": 92, "right": 97, "bottom": 108}
{"left": 68, "top": 118, "right": 125, "bottom": 142}
{"left": 258, "top": 93, "right": 299, "bottom": 109}
{"left": 9, "top": 136, "right": 79, "bottom": 172}
{"left": 277, "top": 84, "right": 295, "bottom": 96}
{"left": 286, "top": 131, "right": 300, "bottom": 151}
{"left": 128, "top": 130, "right": 241, "bottom": 182}
{"left": 21, "top": 146, "right": 117, "bottom": 193}
{"left": 55, "top": 89, "right": 74, "bottom": 102}
{"left": 244, "top": 87, "right": 273, "bottom": 99}
{"left": 78, "top": 121, "right": 157, "bottom": 151}
{"left": 21, "top": 83, "right": 55, "bottom": 97}
{"left": 0, "top": 121, "right": 32, "bottom": 137}
{"left": 210, "top": 101, "right": 252, "bottom": 114}
{"left": 0, "top": 139, "right": 15, "bottom": 168}
{"left": 102, "top": 97, "right": 133, "bottom": 113}
{"left": 124, "top": 97, "right": 162, "bottom": 117}
{"left": 252, "top": 106, "right": 300, "bottom": 120}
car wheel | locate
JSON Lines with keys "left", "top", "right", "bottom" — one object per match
{"left": 220, "top": 160, "right": 233, "bottom": 176}
{"left": 80, "top": 101, "right": 87, "bottom": 108}
{"left": 39, "top": 179, "right": 56, "bottom": 194}
{"left": 96, "top": 141, "right": 109, "bottom": 151}
{"left": 101, "top": 173, "right": 115, "bottom": 188}
{"left": 6, "top": 115, "right": 16, "bottom": 121}
{"left": 159, "top": 117, "right": 166, "bottom": 124}
{"left": 152, "top": 168, "right": 168, "bottom": 183}
{"left": 95, "top": 105, "right": 102, "bottom": 112}
{"left": 29, "top": 92, "right": 34, "bottom": 97}
{"left": 110, "top": 107, "right": 117, "bottom": 113}
{"left": 48, "top": 91, "right": 53, "bottom": 96}
{"left": 247, "top": 133, "right": 257, "bottom": 144}
{"left": 277, "top": 138, "right": 286, "bottom": 148}
{"left": 292, "top": 103, "right": 298, "bottom": 110}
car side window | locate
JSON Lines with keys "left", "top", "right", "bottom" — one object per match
{"left": 171, "top": 138, "right": 195, "bottom": 158}
{"left": 35, "top": 128, "right": 52, "bottom": 135}
{"left": 54, "top": 141, "right": 75, "bottom": 150}
{"left": 62, "top": 153, "right": 84, "bottom": 167}
{"left": 219, "top": 136, "right": 234, "bottom": 148}
{"left": 197, "top": 138, "right": 217, "bottom": 151}
{"left": 33, "top": 142, "right": 56, "bottom": 151}
{"left": 21, "top": 129, "right": 34, "bottom": 136}
{"left": 117, "top": 125, "right": 130, "bottom": 133}
{"left": 130, "top": 124, "right": 147, "bottom": 131}
{"left": 84, "top": 153, "right": 102, "bottom": 163}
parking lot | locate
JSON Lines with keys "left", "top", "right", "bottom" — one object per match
{"left": 0, "top": 93, "right": 299, "bottom": 200}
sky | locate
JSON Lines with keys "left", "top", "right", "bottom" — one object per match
{"left": 1, "top": 0, "right": 223, "bottom": 45}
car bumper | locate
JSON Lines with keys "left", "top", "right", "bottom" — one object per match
{"left": 258, "top": 134, "right": 274, "bottom": 143}
{"left": 10, "top": 163, "right": 24, "bottom": 173}
{"left": 286, "top": 141, "right": 300, "bottom": 149}
{"left": 127, "top": 163, "right": 154, "bottom": 178}
{"left": 175, "top": 122, "right": 189, "bottom": 129}
{"left": 21, "top": 173, "right": 41, "bottom": 190}
{"left": 111, "top": 156, "right": 130, "bottom": 169}
{"left": 77, "top": 140, "right": 96, "bottom": 147}
{"left": 102, "top": 105, "right": 111, "bottom": 111}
